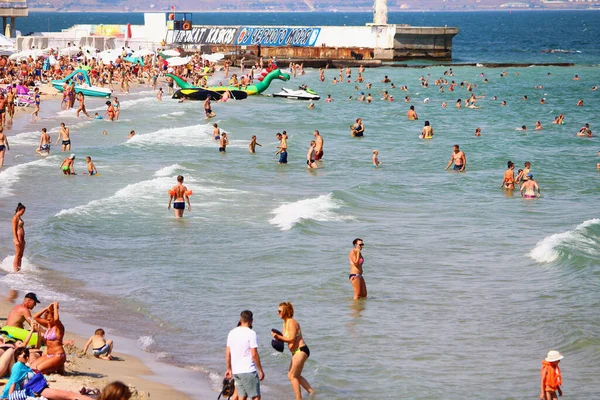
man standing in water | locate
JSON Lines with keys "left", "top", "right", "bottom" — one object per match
{"left": 55, "top": 123, "right": 71, "bottom": 152}
{"left": 275, "top": 132, "right": 288, "bottom": 164}
{"left": 445, "top": 144, "right": 466, "bottom": 172}
{"left": 407, "top": 105, "right": 418, "bottom": 120}
{"left": 36, "top": 128, "right": 51, "bottom": 156}
{"left": 313, "top": 130, "right": 324, "bottom": 161}
{"left": 204, "top": 95, "right": 215, "bottom": 119}
{"left": 520, "top": 173, "right": 541, "bottom": 198}
{"left": 225, "top": 310, "right": 264, "bottom": 400}
{"left": 168, "top": 175, "right": 192, "bottom": 218}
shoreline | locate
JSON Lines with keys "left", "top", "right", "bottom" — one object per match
{"left": 0, "top": 81, "right": 215, "bottom": 400}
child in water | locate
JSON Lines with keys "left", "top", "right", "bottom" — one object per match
{"left": 539, "top": 350, "right": 563, "bottom": 400}
{"left": 85, "top": 156, "right": 97, "bottom": 176}
{"left": 60, "top": 154, "right": 76, "bottom": 175}
{"left": 372, "top": 150, "right": 381, "bottom": 168}
{"left": 83, "top": 328, "right": 114, "bottom": 360}
{"left": 249, "top": 135, "right": 262, "bottom": 153}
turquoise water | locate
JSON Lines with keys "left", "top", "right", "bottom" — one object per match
{"left": 2, "top": 13, "right": 600, "bottom": 399}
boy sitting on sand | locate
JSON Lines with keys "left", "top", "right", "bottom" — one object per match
{"left": 83, "top": 328, "right": 114, "bottom": 360}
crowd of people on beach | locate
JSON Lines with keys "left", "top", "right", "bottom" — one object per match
{"left": 4, "top": 44, "right": 596, "bottom": 399}
{"left": 0, "top": 292, "right": 130, "bottom": 400}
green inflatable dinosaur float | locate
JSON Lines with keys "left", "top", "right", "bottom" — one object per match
{"left": 166, "top": 68, "right": 291, "bottom": 96}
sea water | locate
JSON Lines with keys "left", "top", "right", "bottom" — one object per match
{"left": 1, "top": 11, "right": 599, "bottom": 399}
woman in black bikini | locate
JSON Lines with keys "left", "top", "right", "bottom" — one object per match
{"left": 271, "top": 302, "right": 313, "bottom": 400}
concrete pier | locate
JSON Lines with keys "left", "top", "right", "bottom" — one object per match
{"left": 166, "top": 24, "right": 459, "bottom": 62}
{"left": 0, "top": 0, "right": 28, "bottom": 37}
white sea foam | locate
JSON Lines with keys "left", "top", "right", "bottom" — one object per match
{"left": 269, "top": 193, "right": 353, "bottom": 231}
{"left": 126, "top": 124, "right": 214, "bottom": 148}
{"left": 54, "top": 174, "right": 227, "bottom": 218}
{"left": 158, "top": 111, "right": 185, "bottom": 118}
{"left": 0, "top": 256, "right": 40, "bottom": 274}
{"left": 0, "top": 157, "right": 57, "bottom": 198}
{"left": 529, "top": 219, "right": 600, "bottom": 263}
{"left": 0, "top": 257, "right": 76, "bottom": 304}
{"left": 153, "top": 164, "right": 192, "bottom": 177}
{"left": 55, "top": 176, "right": 174, "bottom": 217}
{"left": 208, "top": 372, "right": 223, "bottom": 391}
{"left": 117, "top": 97, "right": 157, "bottom": 110}
{"left": 137, "top": 335, "right": 155, "bottom": 351}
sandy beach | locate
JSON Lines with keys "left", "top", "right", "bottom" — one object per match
{"left": 0, "top": 293, "right": 193, "bottom": 399}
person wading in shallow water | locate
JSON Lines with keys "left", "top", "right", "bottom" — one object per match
{"left": 168, "top": 175, "right": 192, "bottom": 218}
{"left": 348, "top": 238, "right": 367, "bottom": 299}
{"left": 12, "top": 203, "right": 26, "bottom": 272}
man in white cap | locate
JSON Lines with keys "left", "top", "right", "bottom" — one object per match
{"left": 6, "top": 292, "right": 40, "bottom": 329}
{"left": 540, "top": 350, "right": 563, "bottom": 400}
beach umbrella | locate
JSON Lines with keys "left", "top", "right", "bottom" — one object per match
{"left": 0, "top": 48, "right": 14, "bottom": 56}
{"left": 81, "top": 45, "right": 97, "bottom": 55}
{"left": 166, "top": 56, "right": 190, "bottom": 66}
{"left": 202, "top": 53, "right": 225, "bottom": 63}
{"left": 5, "top": 24, "right": 10, "bottom": 39}
{"left": 0, "top": 33, "right": 14, "bottom": 47}
{"left": 124, "top": 56, "right": 144, "bottom": 66}
{"left": 60, "top": 47, "right": 80, "bottom": 56}
{"left": 126, "top": 23, "right": 132, "bottom": 40}
{"left": 161, "top": 49, "right": 180, "bottom": 57}
{"left": 98, "top": 49, "right": 119, "bottom": 63}
{"left": 132, "top": 48, "right": 154, "bottom": 57}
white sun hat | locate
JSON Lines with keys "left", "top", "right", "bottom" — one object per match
{"left": 545, "top": 350, "right": 563, "bottom": 362}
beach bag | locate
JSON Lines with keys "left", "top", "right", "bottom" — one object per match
{"left": 217, "top": 377, "right": 235, "bottom": 399}
{"left": 23, "top": 372, "right": 48, "bottom": 395}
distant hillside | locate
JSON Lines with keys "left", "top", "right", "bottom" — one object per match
{"left": 28, "top": 0, "right": 600, "bottom": 12}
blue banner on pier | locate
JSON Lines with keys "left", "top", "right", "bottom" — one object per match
{"left": 236, "top": 27, "right": 321, "bottom": 47}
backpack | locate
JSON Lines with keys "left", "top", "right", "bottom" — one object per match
{"left": 217, "top": 377, "right": 235, "bottom": 400}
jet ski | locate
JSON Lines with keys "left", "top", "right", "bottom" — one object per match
{"left": 272, "top": 87, "right": 320, "bottom": 101}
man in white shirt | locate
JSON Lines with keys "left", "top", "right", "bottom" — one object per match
{"left": 226, "top": 310, "right": 265, "bottom": 400}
